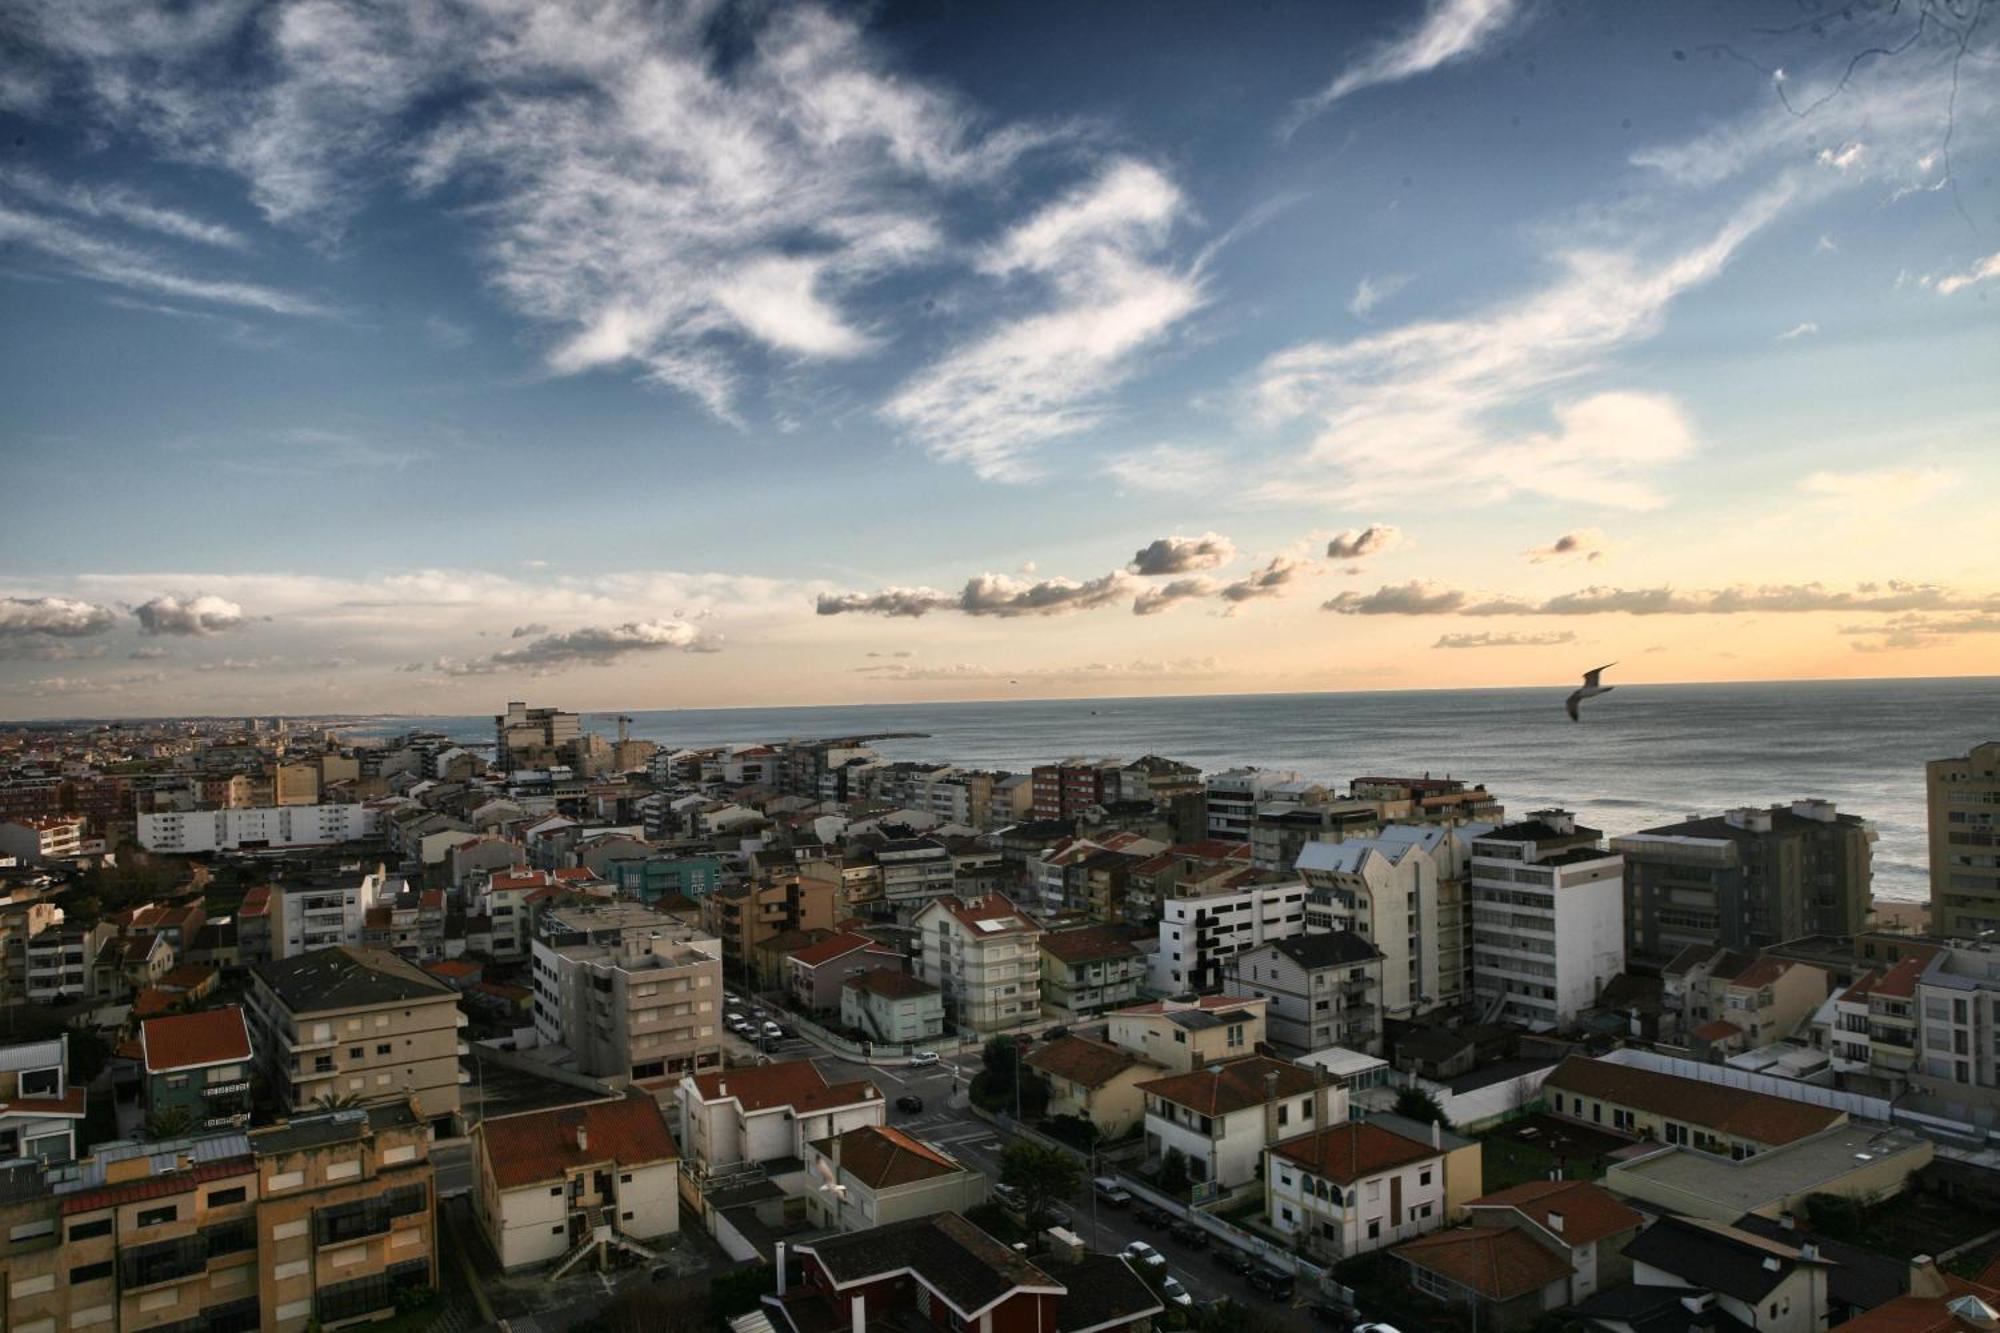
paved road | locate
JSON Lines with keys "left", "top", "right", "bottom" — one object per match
{"left": 434, "top": 1140, "right": 472, "bottom": 1199}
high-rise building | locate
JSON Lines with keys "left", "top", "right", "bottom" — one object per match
{"left": 530, "top": 901, "right": 724, "bottom": 1089}
{"left": 1468, "top": 812, "right": 1624, "bottom": 1029}
{"left": 1614, "top": 801, "right": 1875, "bottom": 964}
{"left": 494, "top": 701, "right": 582, "bottom": 771}
{"left": 1929, "top": 741, "right": 2000, "bottom": 938}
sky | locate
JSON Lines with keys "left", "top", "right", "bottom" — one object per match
{"left": 1, "top": 0, "right": 1998, "bottom": 719}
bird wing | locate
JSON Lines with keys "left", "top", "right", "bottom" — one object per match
{"left": 1565, "top": 689, "right": 1583, "bottom": 722}
{"left": 1581, "top": 662, "right": 1616, "bottom": 688}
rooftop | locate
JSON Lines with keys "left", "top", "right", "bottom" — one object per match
{"left": 1604, "top": 1120, "right": 1932, "bottom": 1218}
{"left": 842, "top": 968, "right": 938, "bottom": 1001}
{"left": 1622, "top": 1214, "right": 1830, "bottom": 1304}
{"left": 140, "top": 1005, "right": 252, "bottom": 1073}
{"left": 689, "top": 1060, "right": 881, "bottom": 1114}
{"left": 1026, "top": 1035, "right": 1145, "bottom": 1089}
{"left": 1270, "top": 1120, "right": 1442, "bottom": 1184}
{"left": 799, "top": 1212, "right": 1060, "bottom": 1320}
{"left": 1261, "top": 930, "right": 1380, "bottom": 970}
{"left": 1040, "top": 924, "right": 1141, "bottom": 964}
{"left": 808, "top": 1125, "right": 964, "bottom": 1189}
{"left": 1546, "top": 1055, "right": 1844, "bottom": 1146}
{"left": 254, "top": 946, "right": 454, "bottom": 1012}
{"left": 1467, "top": 1179, "right": 1644, "bottom": 1246}
{"left": 1392, "top": 1225, "right": 1573, "bottom": 1300}
{"left": 1139, "top": 1054, "right": 1321, "bottom": 1116}
{"left": 481, "top": 1094, "right": 679, "bottom": 1190}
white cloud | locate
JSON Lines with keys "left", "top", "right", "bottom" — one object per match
{"left": 133, "top": 593, "right": 248, "bottom": 636}
{"left": 1777, "top": 321, "right": 1818, "bottom": 340}
{"left": 488, "top": 619, "right": 713, "bottom": 671}
{"left": 1129, "top": 533, "right": 1237, "bottom": 576}
{"left": 1131, "top": 578, "right": 1220, "bottom": 617}
{"left": 1324, "top": 525, "right": 1403, "bottom": 561}
{"left": 1815, "top": 141, "right": 1865, "bottom": 171}
{"left": 1325, "top": 578, "right": 1999, "bottom": 617}
{"left": 884, "top": 159, "right": 1201, "bottom": 481}
{"left": 1346, "top": 273, "right": 1408, "bottom": 318}
{"left": 0, "top": 165, "right": 246, "bottom": 248}
{"left": 1434, "top": 630, "right": 1578, "bottom": 649}
{"left": 1218, "top": 555, "right": 1313, "bottom": 607}
{"left": 1800, "top": 467, "right": 1953, "bottom": 510}
{"left": 1936, "top": 251, "right": 2000, "bottom": 296}
{"left": 1289, "top": 0, "right": 1520, "bottom": 127}
{"left": 1100, "top": 444, "right": 1229, "bottom": 496}
{"left": 0, "top": 596, "right": 117, "bottom": 637}
{"left": 1524, "top": 528, "right": 1609, "bottom": 564}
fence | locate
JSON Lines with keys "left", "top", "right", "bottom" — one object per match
{"left": 1596, "top": 1047, "right": 1894, "bottom": 1119}
{"left": 1111, "top": 1169, "right": 1344, "bottom": 1302}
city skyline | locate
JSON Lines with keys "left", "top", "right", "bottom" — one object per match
{"left": 3, "top": 0, "right": 1999, "bottom": 718}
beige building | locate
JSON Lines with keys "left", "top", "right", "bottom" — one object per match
{"left": 1265, "top": 1117, "right": 1471, "bottom": 1260}
{"left": 473, "top": 1095, "right": 680, "bottom": 1272}
{"left": 1025, "top": 1035, "right": 1161, "bottom": 1136}
{"left": 1039, "top": 924, "right": 1146, "bottom": 1023}
{"left": 800, "top": 1125, "right": 987, "bottom": 1233}
{"left": 529, "top": 902, "right": 723, "bottom": 1090}
{"left": 1929, "top": 740, "right": 2000, "bottom": 938}
{"left": 273, "top": 762, "right": 320, "bottom": 807}
{"left": 1543, "top": 1055, "right": 1845, "bottom": 1159}
{"left": 911, "top": 894, "right": 1043, "bottom": 1034}
{"left": 1665, "top": 950, "right": 1830, "bottom": 1059}
{"left": 246, "top": 946, "right": 465, "bottom": 1129}
{"left": 1105, "top": 995, "right": 1267, "bottom": 1072}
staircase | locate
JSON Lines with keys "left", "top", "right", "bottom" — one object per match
{"left": 547, "top": 1206, "right": 661, "bottom": 1279}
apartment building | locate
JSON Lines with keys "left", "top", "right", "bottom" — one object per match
{"left": 1106, "top": 995, "right": 1267, "bottom": 1072}
{"left": 1820, "top": 954, "right": 1926, "bottom": 1084}
{"left": 495, "top": 701, "right": 581, "bottom": 771}
{"left": 702, "top": 873, "right": 838, "bottom": 981}
{"left": 675, "top": 1060, "right": 884, "bottom": 1180}
{"left": 0, "top": 815, "right": 84, "bottom": 864}
{"left": 875, "top": 838, "right": 956, "bottom": 910}
{"left": 0, "top": 1036, "right": 85, "bottom": 1162}
{"left": 1140, "top": 1053, "right": 1342, "bottom": 1188}
{"left": 529, "top": 902, "right": 723, "bottom": 1088}
{"left": 473, "top": 1095, "right": 680, "bottom": 1272}
{"left": 1614, "top": 801, "right": 1876, "bottom": 964}
{"left": 1247, "top": 798, "right": 1381, "bottom": 873}
{"left": 1663, "top": 947, "right": 1830, "bottom": 1058}
{"left": 787, "top": 931, "right": 902, "bottom": 1013}
{"left": 274, "top": 874, "right": 367, "bottom": 959}
{"left": 1469, "top": 812, "right": 1625, "bottom": 1029}
{"left": 1149, "top": 876, "right": 1308, "bottom": 994}
{"left": 246, "top": 947, "right": 464, "bottom": 1127}
{"left": 1929, "top": 741, "right": 2000, "bottom": 938}
{"left": 140, "top": 1006, "right": 255, "bottom": 1131}
{"left": 911, "top": 894, "right": 1043, "bottom": 1035}
{"left": 137, "top": 803, "right": 382, "bottom": 853}
{"left": 1266, "top": 1119, "right": 1460, "bottom": 1260}
{"left": 1120, "top": 755, "right": 1204, "bottom": 805}
{"left": 840, "top": 969, "right": 945, "bottom": 1044}
{"left": 1039, "top": 924, "right": 1145, "bottom": 1023}
{"left": 1204, "top": 767, "right": 1302, "bottom": 841}
{"left": 1031, "top": 757, "right": 1123, "bottom": 820}
{"left": 1299, "top": 822, "right": 1491, "bottom": 1022}
{"left": 1911, "top": 939, "right": 2000, "bottom": 1108}
{"left": 1222, "top": 931, "right": 1384, "bottom": 1055}
{"left": 799, "top": 1125, "right": 987, "bottom": 1234}
{"left": 1350, "top": 776, "right": 1504, "bottom": 825}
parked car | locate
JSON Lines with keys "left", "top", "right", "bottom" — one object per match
{"left": 1352, "top": 1325, "right": 1403, "bottom": 1333}
{"left": 1092, "top": 1176, "right": 1132, "bottom": 1206}
{"left": 992, "top": 1183, "right": 1025, "bottom": 1210}
{"left": 761, "top": 1020, "right": 783, "bottom": 1039}
{"left": 907, "top": 1050, "right": 940, "bottom": 1067}
{"left": 1211, "top": 1248, "right": 1257, "bottom": 1276}
{"left": 1042, "top": 1025, "right": 1070, "bottom": 1041}
{"left": 1159, "top": 1276, "right": 1194, "bottom": 1308}
{"left": 1248, "top": 1266, "right": 1295, "bottom": 1301}
{"left": 896, "top": 1094, "right": 924, "bottom": 1113}
{"left": 1169, "top": 1218, "right": 1210, "bottom": 1249}
{"left": 1134, "top": 1203, "right": 1172, "bottom": 1228}
{"left": 1120, "top": 1241, "right": 1167, "bottom": 1269}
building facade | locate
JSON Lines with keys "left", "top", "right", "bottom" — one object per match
{"left": 1929, "top": 741, "right": 2000, "bottom": 938}
{"left": 529, "top": 902, "right": 724, "bottom": 1088}
{"left": 1469, "top": 813, "right": 1625, "bottom": 1029}
{"left": 1221, "top": 931, "right": 1384, "bottom": 1055}
{"left": 911, "top": 895, "right": 1043, "bottom": 1035}
{"left": 473, "top": 1095, "right": 680, "bottom": 1271}
{"left": 1149, "top": 878, "right": 1309, "bottom": 994}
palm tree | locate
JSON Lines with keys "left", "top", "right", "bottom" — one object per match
{"left": 144, "top": 1105, "right": 194, "bottom": 1140}
{"left": 310, "top": 1091, "right": 365, "bottom": 1112}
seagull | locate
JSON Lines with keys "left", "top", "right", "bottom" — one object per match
{"left": 1566, "top": 663, "right": 1616, "bottom": 722}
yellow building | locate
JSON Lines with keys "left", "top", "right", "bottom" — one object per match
{"left": 1929, "top": 741, "right": 2000, "bottom": 938}
{"left": 1025, "top": 1035, "right": 1162, "bottom": 1136}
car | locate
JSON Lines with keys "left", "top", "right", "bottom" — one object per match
{"left": 1169, "top": 1218, "right": 1210, "bottom": 1249}
{"left": 1119, "top": 1241, "right": 1167, "bottom": 1269}
{"left": 1211, "top": 1248, "right": 1256, "bottom": 1276}
{"left": 907, "top": 1050, "right": 940, "bottom": 1067}
{"left": 1133, "top": 1203, "right": 1171, "bottom": 1228}
{"left": 761, "top": 1020, "right": 783, "bottom": 1038}
{"left": 1092, "top": 1176, "right": 1132, "bottom": 1206}
{"left": 992, "top": 1183, "right": 1025, "bottom": 1210}
{"left": 1248, "top": 1266, "right": 1295, "bottom": 1301}
{"left": 1352, "top": 1325, "right": 1403, "bottom": 1333}
{"left": 896, "top": 1093, "right": 924, "bottom": 1112}
{"left": 1159, "top": 1276, "right": 1193, "bottom": 1308}
{"left": 1042, "top": 1025, "right": 1070, "bottom": 1041}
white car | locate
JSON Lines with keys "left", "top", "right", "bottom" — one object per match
{"left": 908, "top": 1050, "right": 940, "bottom": 1067}
{"left": 1159, "top": 1276, "right": 1193, "bottom": 1308}
{"left": 1120, "top": 1241, "right": 1166, "bottom": 1269}
{"left": 1354, "top": 1325, "right": 1403, "bottom": 1333}
{"left": 761, "top": 1021, "right": 783, "bottom": 1039}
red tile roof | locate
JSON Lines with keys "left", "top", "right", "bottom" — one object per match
{"left": 481, "top": 1095, "right": 679, "bottom": 1190}
{"left": 1693, "top": 1019, "right": 1743, "bottom": 1041}
{"left": 1545, "top": 1055, "right": 1843, "bottom": 1146}
{"left": 1392, "top": 1226, "right": 1572, "bottom": 1300}
{"left": 59, "top": 1156, "right": 254, "bottom": 1216}
{"left": 934, "top": 894, "right": 1038, "bottom": 935}
{"left": 690, "top": 1060, "right": 882, "bottom": 1114}
{"left": 1271, "top": 1122, "right": 1441, "bottom": 1184}
{"left": 238, "top": 886, "right": 270, "bottom": 917}
{"left": 1138, "top": 1055, "right": 1321, "bottom": 1117}
{"left": 843, "top": 968, "right": 937, "bottom": 1000}
{"left": 1116, "top": 995, "right": 1260, "bottom": 1016}
{"left": 424, "top": 960, "right": 481, "bottom": 980}
{"left": 0, "top": 1087, "right": 85, "bottom": 1119}
{"left": 131, "top": 987, "right": 177, "bottom": 1018}
{"left": 1041, "top": 925, "right": 1140, "bottom": 965}
{"left": 1026, "top": 1036, "right": 1144, "bottom": 1089}
{"left": 1467, "top": 1180, "right": 1644, "bottom": 1246}
{"left": 810, "top": 1125, "right": 964, "bottom": 1188}
{"left": 141, "top": 1006, "right": 253, "bottom": 1073}
{"left": 1727, "top": 957, "right": 1794, "bottom": 990}
{"left": 1833, "top": 1279, "right": 2000, "bottom": 1332}
{"left": 157, "top": 965, "right": 214, "bottom": 991}
{"left": 790, "top": 931, "right": 880, "bottom": 968}
{"left": 1872, "top": 955, "right": 1927, "bottom": 1000}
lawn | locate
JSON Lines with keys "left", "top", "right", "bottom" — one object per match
{"left": 1476, "top": 1114, "right": 1629, "bottom": 1191}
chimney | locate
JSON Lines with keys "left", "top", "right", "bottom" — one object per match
{"left": 1911, "top": 1255, "right": 1948, "bottom": 1298}
{"left": 576, "top": 1121, "right": 588, "bottom": 1153}
{"left": 1779, "top": 1210, "right": 1795, "bottom": 1231}
{"left": 851, "top": 1293, "right": 866, "bottom": 1333}
{"left": 1547, "top": 1210, "right": 1564, "bottom": 1234}
{"left": 775, "top": 1241, "right": 788, "bottom": 1295}
{"left": 718, "top": 1079, "right": 727, "bottom": 1099}
{"left": 1431, "top": 1119, "right": 1442, "bottom": 1150}
{"left": 1800, "top": 1242, "right": 1819, "bottom": 1263}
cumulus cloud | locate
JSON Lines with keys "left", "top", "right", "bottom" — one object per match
{"left": 0, "top": 596, "right": 117, "bottom": 637}
{"left": 1129, "top": 533, "right": 1237, "bottom": 576}
{"left": 818, "top": 570, "right": 1135, "bottom": 618}
{"left": 1324, "top": 525, "right": 1404, "bottom": 561}
{"left": 1132, "top": 578, "right": 1220, "bottom": 616}
{"left": 1525, "top": 529, "right": 1609, "bottom": 563}
{"left": 1219, "top": 556, "right": 1312, "bottom": 605}
{"left": 132, "top": 594, "right": 247, "bottom": 636}
{"left": 1327, "top": 578, "right": 2000, "bottom": 617}
{"left": 1289, "top": 0, "right": 1521, "bottom": 127}
{"left": 1844, "top": 612, "right": 2000, "bottom": 652}
{"left": 509, "top": 623, "right": 550, "bottom": 639}
{"left": 1324, "top": 581, "right": 1472, "bottom": 615}
{"left": 1936, "top": 252, "right": 2000, "bottom": 296}
{"left": 1433, "top": 631, "right": 1579, "bottom": 649}
{"left": 815, "top": 587, "right": 956, "bottom": 618}
{"left": 489, "top": 620, "right": 714, "bottom": 670}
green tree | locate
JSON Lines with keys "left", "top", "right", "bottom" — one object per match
{"left": 311, "top": 1091, "right": 365, "bottom": 1112}
{"left": 144, "top": 1105, "right": 194, "bottom": 1140}
{"left": 982, "top": 1036, "right": 1019, "bottom": 1095}
{"left": 66, "top": 1023, "right": 111, "bottom": 1083}
{"left": 1394, "top": 1086, "right": 1451, "bottom": 1130}
{"left": 1157, "top": 1147, "right": 1190, "bottom": 1198}
{"left": 1000, "top": 1140, "right": 1080, "bottom": 1232}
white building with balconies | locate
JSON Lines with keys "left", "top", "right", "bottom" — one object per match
{"left": 912, "top": 894, "right": 1043, "bottom": 1034}
{"left": 1469, "top": 812, "right": 1624, "bottom": 1030}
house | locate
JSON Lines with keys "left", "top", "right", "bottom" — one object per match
{"left": 472, "top": 1094, "right": 680, "bottom": 1271}
{"left": 1265, "top": 1118, "right": 1460, "bottom": 1259}
{"left": 1026, "top": 1035, "right": 1161, "bottom": 1137}
{"left": 1545, "top": 1054, "right": 1845, "bottom": 1160}
{"left": 1582, "top": 1213, "right": 1834, "bottom": 1333}
{"left": 676, "top": 1059, "right": 884, "bottom": 1181}
{"left": 1140, "top": 1053, "right": 1342, "bottom": 1189}
{"left": 841, "top": 968, "right": 945, "bottom": 1044}
{"left": 0, "top": 1036, "right": 85, "bottom": 1161}
{"left": 1039, "top": 924, "right": 1146, "bottom": 1023}
{"left": 800, "top": 1125, "right": 988, "bottom": 1232}
{"left": 752, "top": 927, "right": 831, "bottom": 992}
{"left": 1221, "top": 930, "right": 1384, "bottom": 1055}
{"left": 787, "top": 930, "right": 902, "bottom": 1014}
{"left": 1107, "top": 994, "right": 1267, "bottom": 1072}
{"left": 1731, "top": 1211, "right": 1915, "bottom": 1326}
{"left": 1409, "top": 1178, "right": 1647, "bottom": 1322}
{"left": 140, "top": 1005, "right": 255, "bottom": 1131}
{"left": 1832, "top": 1262, "right": 2000, "bottom": 1333}
{"left": 1392, "top": 1226, "right": 1576, "bottom": 1330}
{"left": 912, "top": 894, "right": 1043, "bottom": 1034}
{"left": 766, "top": 1212, "right": 1162, "bottom": 1333}
{"left": 1663, "top": 947, "right": 1830, "bottom": 1059}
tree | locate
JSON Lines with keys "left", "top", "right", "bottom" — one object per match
{"left": 1000, "top": 1141, "right": 1080, "bottom": 1231}
{"left": 1157, "top": 1147, "right": 1190, "bottom": 1198}
{"left": 982, "top": 1036, "right": 1019, "bottom": 1095}
{"left": 144, "top": 1105, "right": 194, "bottom": 1140}
{"left": 311, "top": 1091, "right": 365, "bottom": 1112}
{"left": 1394, "top": 1086, "right": 1451, "bottom": 1130}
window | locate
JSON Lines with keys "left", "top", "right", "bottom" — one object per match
{"left": 137, "top": 1204, "right": 179, "bottom": 1228}
{"left": 69, "top": 1218, "right": 114, "bottom": 1241}
{"left": 1367, "top": 1220, "right": 1381, "bottom": 1239}
{"left": 1419, "top": 1169, "right": 1432, "bottom": 1187}
{"left": 207, "top": 1186, "right": 248, "bottom": 1207}
{"left": 71, "top": 1259, "right": 115, "bottom": 1284}
{"left": 377, "top": 1043, "right": 393, "bottom": 1055}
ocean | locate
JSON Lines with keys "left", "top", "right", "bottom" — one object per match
{"left": 344, "top": 676, "right": 2000, "bottom": 906}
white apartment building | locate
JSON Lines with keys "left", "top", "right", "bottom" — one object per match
{"left": 530, "top": 903, "right": 723, "bottom": 1089}
{"left": 878, "top": 839, "right": 957, "bottom": 909}
{"left": 1204, "top": 768, "right": 1302, "bottom": 841}
{"left": 138, "top": 802, "right": 382, "bottom": 853}
{"left": 1139, "top": 1054, "right": 1342, "bottom": 1189}
{"left": 1913, "top": 940, "right": 2000, "bottom": 1103}
{"left": 1149, "top": 878, "right": 1309, "bottom": 994}
{"left": 1469, "top": 812, "right": 1625, "bottom": 1029}
{"left": 275, "top": 878, "right": 368, "bottom": 958}
{"left": 1265, "top": 1120, "right": 1455, "bottom": 1260}
{"left": 912, "top": 894, "right": 1043, "bottom": 1034}
{"left": 0, "top": 816, "right": 85, "bottom": 864}
{"left": 676, "top": 1060, "right": 884, "bottom": 1180}
{"left": 474, "top": 1096, "right": 681, "bottom": 1272}
{"left": 1298, "top": 823, "right": 1492, "bottom": 1021}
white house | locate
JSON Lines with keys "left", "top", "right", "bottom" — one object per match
{"left": 1138, "top": 1053, "right": 1343, "bottom": 1190}
{"left": 1221, "top": 931, "right": 1383, "bottom": 1055}
{"left": 1265, "top": 1120, "right": 1454, "bottom": 1259}
{"left": 800, "top": 1124, "right": 989, "bottom": 1233}
{"left": 474, "top": 1095, "right": 681, "bottom": 1271}
{"left": 1468, "top": 812, "right": 1625, "bottom": 1029}
{"left": 676, "top": 1059, "right": 885, "bottom": 1180}
{"left": 1149, "top": 878, "right": 1309, "bottom": 994}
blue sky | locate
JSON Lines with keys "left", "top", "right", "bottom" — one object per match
{"left": 2, "top": 0, "right": 1997, "bottom": 718}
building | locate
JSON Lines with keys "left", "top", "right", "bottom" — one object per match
{"left": 1604, "top": 1119, "right": 1932, "bottom": 1221}
{"left": 787, "top": 930, "right": 903, "bottom": 1014}
{"left": 1204, "top": 767, "right": 1301, "bottom": 841}
{"left": 1469, "top": 812, "right": 1625, "bottom": 1029}
{"left": 799, "top": 1125, "right": 988, "bottom": 1233}
{"left": 1827, "top": 1264, "right": 2000, "bottom": 1333}
{"left": 1031, "top": 757, "right": 1123, "bottom": 820}
{"left": 529, "top": 902, "right": 724, "bottom": 1088}
{"left": 472, "top": 1094, "right": 680, "bottom": 1271}
{"left": 137, "top": 802, "right": 382, "bottom": 853}
{"left": 766, "top": 1212, "right": 1162, "bottom": 1333}
{"left": 273, "top": 875, "right": 368, "bottom": 958}
{"left": 1299, "top": 823, "right": 1490, "bottom": 1020}
{"left": 676, "top": 1060, "right": 884, "bottom": 1182}
{"left": 1610, "top": 1213, "right": 1833, "bottom": 1333}
{"left": 1140, "top": 1053, "right": 1342, "bottom": 1189}
{"left": 0, "top": 1036, "right": 85, "bottom": 1162}
{"left": 1662, "top": 948, "right": 1830, "bottom": 1060}
{"left": 1543, "top": 1055, "right": 1845, "bottom": 1157}
{"left": 1615, "top": 801, "right": 1876, "bottom": 963}
{"left": 496, "top": 701, "right": 581, "bottom": 771}
{"left": 1453, "top": 1180, "right": 1643, "bottom": 1307}
{"left": 1928, "top": 740, "right": 2000, "bottom": 938}
{"left": 1106, "top": 995, "right": 1267, "bottom": 1072}
{"left": 1039, "top": 925, "right": 1145, "bottom": 1023}
{"left": 876, "top": 838, "right": 957, "bottom": 910}
{"left": 840, "top": 969, "right": 945, "bottom": 1045}
{"left": 1265, "top": 1118, "right": 1464, "bottom": 1259}
{"left": 0, "top": 815, "right": 84, "bottom": 864}
{"left": 1149, "top": 877, "right": 1309, "bottom": 994}
{"left": 911, "top": 894, "right": 1043, "bottom": 1035}
{"left": 1221, "top": 931, "right": 1383, "bottom": 1055}
{"left": 246, "top": 947, "right": 464, "bottom": 1127}
{"left": 1025, "top": 1036, "right": 1160, "bottom": 1137}
{"left": 702, "top": 874, "right": 839, "bottom": 982}
{"left": 1819, "top": 953, "right": 1926, "bottom": 1084}
{"left": 140, "top": 1005, "right": 255, "bottom": 1131}
{"left": 1907, "top": 939, "right": 2000, "bottom": 1107}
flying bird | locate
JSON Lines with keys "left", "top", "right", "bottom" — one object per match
{"left": 1566, "top": 663, "right": 1616, "bottom": 722}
